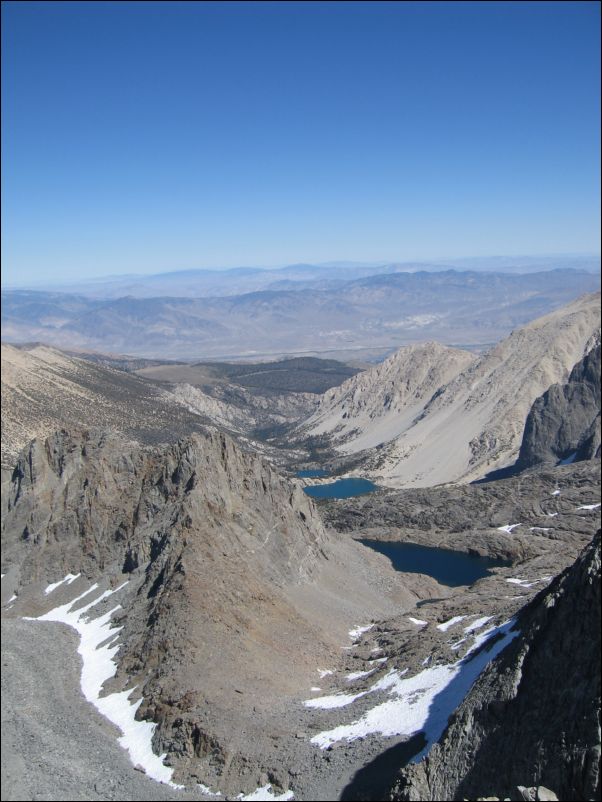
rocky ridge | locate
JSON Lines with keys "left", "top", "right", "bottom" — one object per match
{"left": 1, "top": 426, "right": 416, "bottom": 796}
{"left": 166, "top": 381, "right": 318, "bottom": 441}
{"left": 0, "top": 343, "right": 210, "bottom": 476}
{"left": 1, "top": 430, "right": 600, "bottom": 799}
{"left": 0, "top": 342, "right": 323, "bottom": 490}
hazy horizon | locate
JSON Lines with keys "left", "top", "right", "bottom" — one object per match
{"left": 3, "top": 251, "right": 601, "bottom": 290}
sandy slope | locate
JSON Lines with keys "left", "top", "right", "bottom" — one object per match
{"left": 301, "top": 342, "right": 476, "bottom": 454}
{"left": 0, "top": 343, "right": 210, "bottom": 476}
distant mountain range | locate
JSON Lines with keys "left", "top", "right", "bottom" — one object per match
{"left": 2, "top": 268, "right": 600, "bottom": 359}
{"left": 5, "top": 254, "right": 600, "bottom": 299}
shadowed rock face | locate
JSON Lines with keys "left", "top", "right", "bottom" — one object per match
{"left": 388, "top": 531, "right": 601, "bottom": 802}
{"left": 517, "top": 344, "right": 601, "bottom": 470}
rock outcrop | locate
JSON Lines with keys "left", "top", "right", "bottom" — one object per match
{"left": 388, "top": 531, "right": 601, "bottom": 802}
{"left": 516, "top": 344, "right": 601, "bottom": 469}
{"left": 3, "top": 427, "right": 326, "bottom": 586}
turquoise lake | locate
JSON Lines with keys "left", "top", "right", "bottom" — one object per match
{"left": 302, "top": 477, "right": 379, "bottom": 499}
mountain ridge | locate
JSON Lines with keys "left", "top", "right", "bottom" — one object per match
{"left": 298, "top": 292, "right": 601, "bottom": 487}
{"left": 299, "top": 342, "right": 476, "bottom": 454}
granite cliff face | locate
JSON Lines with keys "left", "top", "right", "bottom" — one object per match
{"left": 516, "top": 344, "right": 601, "bottom": 469}
{"left": 389, "top": 531, "right": 601, "bottom": 802}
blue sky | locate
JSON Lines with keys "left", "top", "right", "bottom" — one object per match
{"left": 2, "top": 1, "right": 600, "bottom": 283}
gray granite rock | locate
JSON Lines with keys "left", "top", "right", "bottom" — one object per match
{"left": 516, "top": 344, "right": 601, "bottom": 469}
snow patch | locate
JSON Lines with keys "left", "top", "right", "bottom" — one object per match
{"left": 45, "top": 573, "right": 81, "bottom": 595}
{"left": 506, "top": 576, "right": 552, "bottom": 589}
{"left": 506, "top": 577, "right": 535, "bottom": 588}
{"left": 497, "top": 524, "right": 521, "bottom": 534}
{"left": 577, "top": 503, "right": 601, "bottom": 511}
{"left": 463, "top": 616, "right": 493, "bottom": 633}
{"left": 559, "top": 452, "right": 577, "bottom": 465}
{"left": 198, "top": 783, "right": 222, "bottom": 797}
{"left": 317, "top": 669, "right": 334, "bottom": 678}
{"left": 436, "top": 616, "right": 466, "bottom": 632}
{"left": 6, "top": 593, "right": 17, "bottom": 604}
{"left": 349, "top": 624, "right": 374, "bottom": 641}
{"left": 346, "top": 669, "right": 377, "bottom": 682}
{"left": 551, "top": 490, "right": 561, "bottom": 496}
{"left": 26, "top": 581, "right": 182, "bottom": 788}
{"left": 310, "top": 620, "right": 519, "bottom": 757}
{"left": 408, "top": 617, "right": 428, "bottom": 627}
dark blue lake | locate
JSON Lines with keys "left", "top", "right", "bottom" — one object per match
{"left": 360, "top": 540, "right": 508, "bottom": 587}
{"left": 303, "top": 478, "right": 379, "bottom": 499}
{"left": 296, "top": 469, "right": 330, "bottom": 478}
